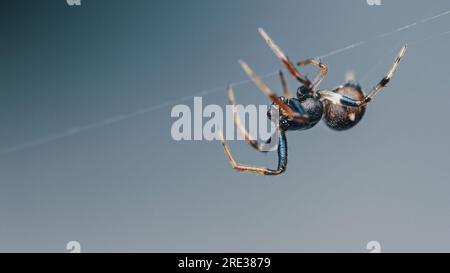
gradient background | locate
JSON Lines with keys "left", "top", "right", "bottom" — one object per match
{"left": 1, "top": 0, "right": 450, "bottom": 252}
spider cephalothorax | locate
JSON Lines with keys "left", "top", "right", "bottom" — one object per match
{"left": 268, "top": 93, "right": 323, "bottom": 131}
{"left": 219, "top": 28, "right": 407, "bottom": 175}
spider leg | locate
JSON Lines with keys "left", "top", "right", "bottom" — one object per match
{"left": 317, "top": 89, "right": 363, "bottom": 107}
{"left": 296, "top": 59, "right": 329, "bottom": 90}
{"left": 278, "top": 70, "right": 292, "bottom": 98}
{"left": 345, "top": 70, "right": 356, "bottom": 82}
{"left": 219, "top": 129, "right": 287, "bottom": 175}
{"left": 364, "top": 45, "right": 407, "bottom": 104}
{"left": 227, "top": 85, "right": 270, "bottom": 152}
{"left": 239, "top": 60, "right": 309, "bottom": 124}
{"left": 317, "top": 45, "right": 407, "bottom": 107}
{"left": 258, "top": 28, "right": 313, "bottom": 90}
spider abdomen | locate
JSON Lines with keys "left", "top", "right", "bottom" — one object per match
{"left": 323, "top": 81, "right": 366, "bottom": 131}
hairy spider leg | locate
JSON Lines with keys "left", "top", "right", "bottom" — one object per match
{"left": 296, "top": 59, "right": 329, "bottom": 91}
{"left": 365, "top": 45, "right": 407, "bottom": 103}
{"left": 345, "top": 70, "right": 356, "bottom": 82}
{"left": 219, "top": 129, "right": 288, "bottom": 175}
{"left": 317, "top": 45, "right": 407, "bottom": 107}
{"left": 278, "top": 70, "right": 292, "bottom": 99}
{"left": 239, "top": 60, "right": 309, "bottom": 124}
{"left": 258, "top": 28, "right": 313, "bottom": 90}
{"left": 227, "top": 85, "right": 270, "bottom": 152}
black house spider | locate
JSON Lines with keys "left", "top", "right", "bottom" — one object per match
{"left": 219, "top": 28, "right": 407, "bottom": 175}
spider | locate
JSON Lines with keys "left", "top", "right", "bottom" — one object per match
{"left": 219, "top": 28, "right": 407, "bottom": 175}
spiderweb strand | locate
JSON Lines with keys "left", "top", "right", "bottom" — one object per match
{"left": 0, "top": 74, "right": 282, "bottom": 156}
{"left": 1, "top": 10, "right": 450, "bottom": 156}
{"left": 316, "top": 9, "right": 450, "bottom": 59}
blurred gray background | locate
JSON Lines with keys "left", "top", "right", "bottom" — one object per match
{"left": 0, "top": 0, "right": 450, "bottom": 252}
